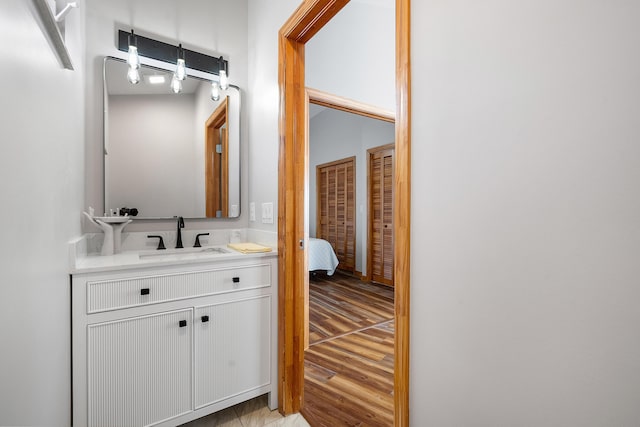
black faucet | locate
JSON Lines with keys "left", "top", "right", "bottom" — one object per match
{"left": 175, "top": 216, "right": 185, "bottom": 249}
{"left": 147, "top": 235, "right": 166, "bottom": 250}
{"left": 194, "top": 232, "right": 209, "bottom": 247}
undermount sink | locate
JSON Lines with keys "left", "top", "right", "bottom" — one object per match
{"left": 138, "top": 246, "right": 232, "bottom": 261}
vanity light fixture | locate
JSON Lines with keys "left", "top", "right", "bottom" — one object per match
{"left": 218, "top": 56, "right": 229, "bottom": 90}
{"left": 117, "top": 29, "right": 230, "bottom": 95}
{"left": 175, "top": 44, "right": 186, "bottom": 81}
{"left": 171, "top": 75, "right": 182, "bottom": 94}
{"left": 127, "top": 66, "right": 141, "bottom": 84}
{"left": 126, "top": 30, "right": 140, "bottom": 84}
{"left": 126, "top": 30, "right": 140, "bottom": 70}
{"left": 211, "top": 81, "right": 220, "bottom": 101}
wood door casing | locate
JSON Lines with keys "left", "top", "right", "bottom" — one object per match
{"left": 205, "top": 97, "right": 229, "bottom": 218}
{"left": 316, "top": 157, "right": 356, "bottom": 272}
{"left": 278, "top": 0, "right": 411, "bottom": 422}
{"left": 368, "top": 144, "right": 395, "bottom": 286}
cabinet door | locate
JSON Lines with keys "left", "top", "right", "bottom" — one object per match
{"left": 194, "top": 295, "right": 271, "bottom": 408}
{"left": 87, "top": 309, "right": 192, "bottom": 427}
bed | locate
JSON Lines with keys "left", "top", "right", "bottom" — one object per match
{"left": 308, "top": 237, "right": 339, "bottom": 275}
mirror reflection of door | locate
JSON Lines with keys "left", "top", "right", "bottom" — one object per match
{"left": 205, "top": 97, "right": 229, "bottom": 218}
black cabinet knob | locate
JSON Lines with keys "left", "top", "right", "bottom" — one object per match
{"left": 232, "top": 277, "right": 240, "bottom": 283}
{"left": 140, "top": 288, "right": 150, "bottom": 295}
{"left": 179, "top": 320, "right": 187, "bottom": 328}
{"left": 201, "top": 315, "right": 209, "bottom": 323}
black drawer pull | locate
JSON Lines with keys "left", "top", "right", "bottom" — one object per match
{"left": 140, "top": 288, "right": 150, "bottom": 295}
{"left": 179, "top": 320, "right": 187, "bottom": 328}
{"left": 201, "top": 315, "right": 209, "bottom": 323}
{"left": 232, "top": 277, "right": 240, "bottom": 283}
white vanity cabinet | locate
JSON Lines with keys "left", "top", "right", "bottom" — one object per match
{"left": 194, "top": 296, "right": 271, "bottom": 408}
{"left": 87, "top": 309, "right": 193, "bottom": 426}
{"left": 71, "top": 254, "right": 277, "bottom": 427}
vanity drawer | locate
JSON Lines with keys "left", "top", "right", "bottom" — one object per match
{"left": 87, "top": 264, "right": 271, "bottom": 313}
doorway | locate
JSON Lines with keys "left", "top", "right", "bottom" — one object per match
{"left": 277, "top": 1, "right": 411, "bottom": 425}
{"left": 305, "top": 95, "right": 396, "bottom": 424}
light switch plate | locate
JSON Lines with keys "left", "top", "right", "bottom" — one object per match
{"left": 261, "top": 202, "right": 274, "bottom": 224}
{"left": 249, "top": 202, "right": 256, "bottom": 222}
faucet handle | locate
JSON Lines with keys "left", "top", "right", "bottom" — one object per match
{"left": 194, "top": 233, "right": 210, "bottom": 248}
{"left": 147, "top": 235, "right": 166, "bottom": 250}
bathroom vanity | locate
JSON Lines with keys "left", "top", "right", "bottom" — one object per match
{"left": 70, "top": 245, "right": 277, "bottom": 427}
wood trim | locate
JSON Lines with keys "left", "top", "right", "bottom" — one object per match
{"left": 278, "top": 0, "right": 350, "bottom": 415}
{"left": 368, "top": 143, "right": 396, "bottom": 154}
{"left": 205, "top": 97, "right": 229, "bottom": 218}
{"left": 315, "top": 155, "right": 357, "bottom": 170}
{"left": 221, "top": 127, "right": 229, "bottom": 217}
{"left": 395, "top": 0, "right": 411, "bottom": 424}
{"left": 278, "top": 33, "right": 306, "bottom": 415}
{"left": 278, "top": 0, "right": 411, "bottom": 424}
{"left": 307, "top": 87, "right": 395, "bottom": 123}
{"left": 280, "top": 0, "right": 351, "bottom": 43}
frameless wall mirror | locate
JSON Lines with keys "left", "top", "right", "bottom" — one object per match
{"left": 103, "top": 57, "right": 241, "bottom": 219}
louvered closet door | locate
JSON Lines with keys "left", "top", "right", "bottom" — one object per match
{"left": 87, "top": 309, "right": 192, "bottom": 427}
{"left": 317, "top": 157, "right": 356, "bottom": 272}
{"left": 369, "top": 146, "right": 394, "bottom": 286}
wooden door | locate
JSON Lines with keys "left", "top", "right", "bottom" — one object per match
{"left": 317, "top": 157, "right": 356, "bottom": 272}
{"left": 368, "top": 144, "right": 394, "bottom": 286}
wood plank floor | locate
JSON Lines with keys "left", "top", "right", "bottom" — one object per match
{"left": 303, "top": 273, "right": 395, "bottom": 426}
{"left": 308, "top": 272, "right": 394, "bottom": 344}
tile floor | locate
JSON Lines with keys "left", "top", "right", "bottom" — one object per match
{"left": 180, "top": 394, "right": 310, "bottom": 427}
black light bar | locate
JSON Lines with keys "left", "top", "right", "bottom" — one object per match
{"left": 117, "top": 29, "right": 228, "bottom": 77}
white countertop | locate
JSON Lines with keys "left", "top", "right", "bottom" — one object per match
{"left": 70, "top": 245, "right": 277, "bottom": 274}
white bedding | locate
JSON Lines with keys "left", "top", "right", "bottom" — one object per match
{"left": 308, "top": 238, "right": 339, "bottom": 275}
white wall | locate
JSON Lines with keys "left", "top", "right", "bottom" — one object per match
{"left": 411, "top": 1, "right": 640, "bottom": 425}
{"left": 306, "top": 0, "right": 395, "bottom": 111}
{"left": 0, "top": 1, "right": 85, "bottom": 425}
{"left": 257, "top": 0, "right": 640, "bottom": 425}
{"left": 85, "top": 0, "right": 249, "bottom": 231}
{"left": 246, "top": 0, "right": 301, "bottom": 232}
{"left": 309, "top": 108, "right": 395, "bottom": 273}
{"left": 107, "top": 94, "right": 198, "bottom": 217}
{"left": 245, "top": 0, "right": 394, "bottom": 234}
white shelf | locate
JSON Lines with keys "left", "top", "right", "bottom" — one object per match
{"left": 29, "top": 0, "right": 74, "bottom": 70}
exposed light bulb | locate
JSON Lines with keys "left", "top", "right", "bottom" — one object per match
{"left": 219, "top": 69, "right": 229, "bottom": 90}
{"left": 171, "top": 75, "right": 182, "bottom": 93}
{"left": 211, "top": 81, "right": 220, "bottom": 101}
{"left": 127, "top": 45, "right": 140, "bottom": 70}
{"left": 127, "top": 67, "right": 140, "bottom": 84}
{"left": 175, "top": 58, "right": 186, "bottom": 81}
